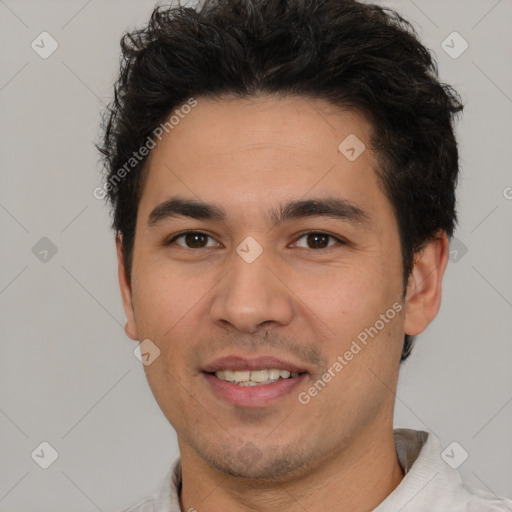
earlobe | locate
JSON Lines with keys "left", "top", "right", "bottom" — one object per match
{"left": 116, "top": 234, "right": 139, "bottom": 341}
{"left": 403, "top": 231, "right": 450, "bottom": 336}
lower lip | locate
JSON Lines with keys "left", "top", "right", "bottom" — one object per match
{"left": 203, "top": 372, "right": 308, "bottom": 407}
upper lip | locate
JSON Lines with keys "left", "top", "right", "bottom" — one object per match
{"left": 202, "top": 355, "right": 309, "bottom": 374}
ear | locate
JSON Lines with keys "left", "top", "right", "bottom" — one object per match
{"left": 403, "top": 231, "right": 450, "bottom": 336}
{"left": 116, "top": 234, "right": 139, "bottom": 341}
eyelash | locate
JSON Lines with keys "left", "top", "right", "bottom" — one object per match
{"left": 166, "top": 230, "right": 346, "bottom": 250}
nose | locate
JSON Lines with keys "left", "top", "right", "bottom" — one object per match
{"left": 209, "top": 247, "right": 295, "bottom": 334}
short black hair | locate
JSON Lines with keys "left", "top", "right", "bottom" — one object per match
{"left": 97, "top": 0, "right": 464, "bottom": 363}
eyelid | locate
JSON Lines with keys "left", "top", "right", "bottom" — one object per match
{"left": 166, "top": 230, "right": 221, "bottom": 247}
{"left": 291, "top": 230, "right": 347, "bottom": 248}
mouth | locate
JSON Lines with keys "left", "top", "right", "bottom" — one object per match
{"left": 201, "top": 355, "right": 310, "bottom": 407}
{"left": 206, "top": 368, "right": 306, "bottom": 386}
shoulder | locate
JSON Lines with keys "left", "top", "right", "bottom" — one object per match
{"left": 390, "top": 429, "right": 512, "bottom": 511}
{"left": 461, "top": 482, "right": 512, "bottom": 511}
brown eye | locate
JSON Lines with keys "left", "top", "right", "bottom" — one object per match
{"left": 294, "top": 232, "right": 341, "bottom": 249}
{"left": 169, "top": 231, "right": 219, "bottom": 249}
{"left": 184, "top": 233, "right": 208, "bottom": 248}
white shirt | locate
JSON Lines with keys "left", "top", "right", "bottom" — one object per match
{"left": 120, "top": 428, "right": 512, "bottom": 511}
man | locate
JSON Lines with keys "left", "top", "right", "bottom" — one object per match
{"left": 97, "top": 0, "right": 512, "bottom": 510}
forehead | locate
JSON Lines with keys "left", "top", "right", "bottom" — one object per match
{"left": 153, "top": 94, "right": 374, "bottom": 160}
{"left": 139, "top": 94, "right": 389, "bottom": 224}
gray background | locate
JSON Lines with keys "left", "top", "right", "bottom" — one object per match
{"left": 0, "top": 0, "right": 511, "bottom": 510}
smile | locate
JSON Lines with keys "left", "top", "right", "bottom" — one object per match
{"left": 203, "top": 371, "right": 308, "bottom": 407}
{"left": 213, "top": 368, "right": 302, "bottom": 386}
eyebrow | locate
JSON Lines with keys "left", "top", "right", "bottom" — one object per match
{"left": 147, "top": 196, "right": 370, "bottom": 228}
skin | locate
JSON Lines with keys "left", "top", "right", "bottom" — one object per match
{"left": 117, "top": 94, "right": 449, "bottom": 512}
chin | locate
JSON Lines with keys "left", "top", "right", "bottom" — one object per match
{"left": 198, "top": 442, "right": 313, "bottom": 481}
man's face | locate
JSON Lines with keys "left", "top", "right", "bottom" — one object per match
{"left": 120, "top": 95, "right": 409, "bottom": 479}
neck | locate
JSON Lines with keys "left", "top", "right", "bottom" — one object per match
{"left": 178, "top": 422, "right": 404, "bottom": 512}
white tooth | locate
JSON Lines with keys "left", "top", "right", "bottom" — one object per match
{"left": 268, "top": 369, "right": 281, "bottom": 380}
{"left": 250, "top": 369, "right": 269, "bottom": 382}
{"left": 214, "top": 368, "right": 299, "bottom": 384}
{"left": 233, "top": 370, "right": 250, "bottom": 382}
{"left": 223, "top": 370, "right": 236, "bottom": 381}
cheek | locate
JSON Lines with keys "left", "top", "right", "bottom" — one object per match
{"left": 295, "top": 263, "right": 395, "bottom": 331}
{"left": 131, "top": 254, "right": 198, "bottom": 318}
{"left": 293, "top": 259, "right": 405, "bottom": 379}
{"left": 130, "top": 262, "right": 214, "bottom": 366}
{"left": 132, "top": 277, "right": 166, "bottom": 328}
